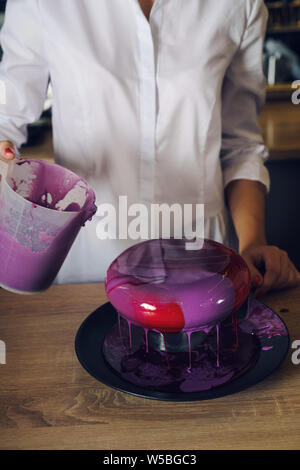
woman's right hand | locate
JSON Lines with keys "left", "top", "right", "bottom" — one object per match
{"left": 0, "top": 141, "right": 16, "bottom": 160}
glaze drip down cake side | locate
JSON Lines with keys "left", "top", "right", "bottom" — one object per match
{"left": 103, "top": 238, "right": 261, "bottom": 393}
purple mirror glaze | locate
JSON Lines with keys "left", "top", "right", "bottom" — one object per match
{"left": 105, "top": 238, "right": 251, "bottom": 333}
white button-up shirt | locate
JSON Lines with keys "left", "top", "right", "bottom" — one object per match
{"left": 0, "top": 0, "right": 270, "bottom": 283}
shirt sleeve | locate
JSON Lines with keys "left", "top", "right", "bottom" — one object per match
{"left": 220, "top": 0, "right": 270, "bottom": 192}
{"left": 0, "top": 0, "right": 49, "bottom": 148}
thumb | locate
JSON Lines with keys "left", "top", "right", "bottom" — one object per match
{"left": 0, "top": 141, "right": 16, "bottom": 160}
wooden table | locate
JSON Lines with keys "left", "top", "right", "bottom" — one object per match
{"left": 0, "top": 283, "right": 299, "bottom": 450}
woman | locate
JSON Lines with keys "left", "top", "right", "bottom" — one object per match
{"left": 1, "top": 0, "right": 299, "bottom": 296}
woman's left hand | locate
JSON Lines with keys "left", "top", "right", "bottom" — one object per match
{"left": 241, "top": 245, "right": 300, "bottom": 298}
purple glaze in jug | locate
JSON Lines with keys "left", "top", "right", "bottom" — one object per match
{"left": 0, "top": 159, "right": 97, "bottom": 293}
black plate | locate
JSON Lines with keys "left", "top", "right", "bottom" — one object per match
{"left": 75, "top": 300, "right": 290, "bottom": 401}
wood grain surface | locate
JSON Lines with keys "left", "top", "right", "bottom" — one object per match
{"left": 0, "top": 283, "right": 299, "bottom": 450}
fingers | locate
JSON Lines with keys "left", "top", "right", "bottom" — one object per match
{"left": 285, "top": 259, "right": 300, "bottom": 289}
{"left": 276, "top": 250, "right": 291, "bottom": 289}
{"left": 259, "top": 246, "right": 281, "bottom": 295}
{"left": 254, "top": 247, "right": 300, "bottom": 297}
{"left": 241, "top": 244, "right": 300, "bottom": 298}
{"left": 0, "top": 141, "right": 16, "bottom": 160}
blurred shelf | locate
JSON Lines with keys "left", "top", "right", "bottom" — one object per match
{"left": 259, "top": 100, "right": 300, "bottom": 160}
{"left": 267, "top": 25, "right": 300, "bottom": 33}
{"left": 266, "top": 83, "right": 294, "bottom": 100}
{"left": 266, "top": 0, "right": 300, "bottom": 33}
{"left": 266, "top": 0, "right": 300, "bottom": 7}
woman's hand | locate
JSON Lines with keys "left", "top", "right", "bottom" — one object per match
{"left": 226, "top": 179, "right": 300, "bottom": 297}
{"left": 0, "top": 140, "right": 16, "bottom": 160}
{"left": 241, "top": 244, "right": 300, "bottom": 298}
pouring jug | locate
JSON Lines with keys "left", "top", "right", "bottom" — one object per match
{"left": 0, "top": 158, "right": 97, "bottom": 293}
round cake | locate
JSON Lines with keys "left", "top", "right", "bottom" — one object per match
{"left": 105, "top": 238, "right": 251, "bottom": 334}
